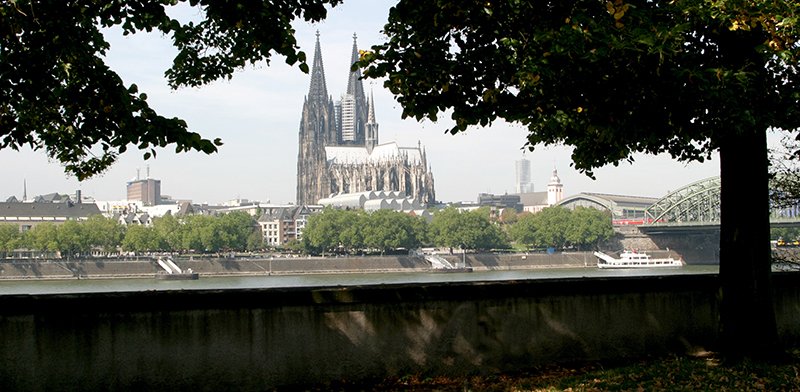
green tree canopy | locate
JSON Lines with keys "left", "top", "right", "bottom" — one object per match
{"left": 361, "top": 0, "right": 800, "bottom": 357}
{"left": 508, "top": 213, "right": 538, "bottom": 249}
{"left": 499, "top": 208, "right": 519, "bottom": 225}
{"left": 529, "top": 207, "right": 572, "bottom": 249}
{"left": 182, "top": 214, "right": 219, "bottom": 252}
{"left": 83, "top": 215, "right": 125, "bottom": 253}
{"left": 566, "top": 207, "right": 614, "bottom": 251}
{"left": 769, "top": 134, "right": 800, "bottom": 210}
{"left": 302, "top": 208, "right": 364, "bottom": 254}
{"left": 216, "top": 212, "right": 257, "bottom": 251}
{"left": 429, "top": 207, "right": 508, "bottom": 251}
{"left": 56, "top": 220, "right": 89, "bottom": 257}
{"left": 152, "top": 214, "right": 183, "bottom": 252}
{"left": 122, "top": 225, "right": 160, "bottom": 253}
{"left": 1, "top": 0, "right": 341, "bottom": 179}
{"left": 26, "top": 223, "right": 60, "bottom": 253}
{"left": 427, "top": 207, "right": 462, "bottom": 251}
{"left": 508, "top": 207, "right": 613, "bottom": 250}
{"left": 0, "top": 223, "right": 22, "bottom": 253}
{"left": 303, "top": 208, "right": 429, "bottom": 255}
{"left": 246, "top": 228, "right": 265, "bottom": 251}
{"left": 122, "top": 213, "right": 255, "bottom": 254}
{"left": 25, "top": 222, "right": 58, "bottom": 252}
{"left": 362, "top": 209, "right": 423, "bottom": 253}
{"left": 360, "top": 1, "right": 799, "bottom": 169}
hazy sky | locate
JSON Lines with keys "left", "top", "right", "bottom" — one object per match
{"left": 0, "top": 1, "right": 725, "bottom": 205}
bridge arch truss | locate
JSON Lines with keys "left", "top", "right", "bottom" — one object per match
{"left": 645, "top": 176, "right": 721, "bottom": 224}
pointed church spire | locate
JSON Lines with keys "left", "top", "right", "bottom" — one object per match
{"left": 365, "top": 89, "right": 379, "bottom": 153}
{"left": 343, "top": 33, "right": 368, "bottom": 145}
{"left": 297, "top": 31, "right": 336, "bottom": 205}
{"left": 346, "top": 33, "right": 363, "bottom": 96}
{"left": 367, "top": 90, "right": 376, "bottom": 124}
{"left": 307, "top": 30, "right": 328, "bottom": 103}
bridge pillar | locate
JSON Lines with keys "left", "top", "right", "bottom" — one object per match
{"left": 612, "top": 226, "right": 720, "bottom": 264}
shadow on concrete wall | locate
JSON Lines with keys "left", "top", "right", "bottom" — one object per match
{"left": 1, "top": 274, "right": 798, "bottom": 390}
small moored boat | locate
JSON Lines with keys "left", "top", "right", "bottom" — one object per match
{"left": 593, "top": 250, "right": 684, "bottom": 269}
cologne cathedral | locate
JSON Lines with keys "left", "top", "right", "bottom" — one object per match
{"left": 296, "top": 33, "right": 436, "bottom": 206}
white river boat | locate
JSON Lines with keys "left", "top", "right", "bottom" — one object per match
{"left": 593, "top": 250, "right": 684, "bottom": 269}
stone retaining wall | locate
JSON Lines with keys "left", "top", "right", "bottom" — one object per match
{"left": 1, "top": 273, "right": 798, "bottom": 390}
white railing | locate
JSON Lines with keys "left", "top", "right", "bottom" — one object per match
{"left": 163, "top": 257, "right": 183, "bottom": 274}
{"left": 425, "top": 254, "right": 455, "bottom": 269}
{"left": 157, "top": 257, "right": 183, "bottom": 274}
{"left": 156, "top": 258, "right": 175, "bottom": 274}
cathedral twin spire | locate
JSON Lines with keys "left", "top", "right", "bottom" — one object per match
{"left": 306, "top": 32, "right": 371, "bottom": 147}
{"left": 307, "top": 31, "right": 329, "bottom": 105}
{"left": 298, "top": 32, "right": 435, "bottom": 206}
{"left": 346, "top": 33, "right": 367, "bottom": 109}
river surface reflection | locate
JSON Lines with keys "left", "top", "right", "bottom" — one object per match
{"left": 0, "top": 265, "right": 719, "bottom": 295}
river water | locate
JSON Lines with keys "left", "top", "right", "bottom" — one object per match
{"left": 0, "top": 265, "right": 719, "bottom": 295}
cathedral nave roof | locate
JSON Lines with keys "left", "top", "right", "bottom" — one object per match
{"left": 325, "top": 142, "right": 423, "bottom": 165}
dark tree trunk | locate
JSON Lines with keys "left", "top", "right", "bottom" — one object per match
{"left": 718, "top": 129, "right": 780, "bottom": 357}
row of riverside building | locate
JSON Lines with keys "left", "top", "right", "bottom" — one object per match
{"left": 0, "top": 170, "right": 662, "bottom": 249}
{"left": 0, "top": 177, "right": 324, "bottom": 248}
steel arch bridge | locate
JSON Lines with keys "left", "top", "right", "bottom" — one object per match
{"left": 644, "top": 176, "right": 721, "bottom": 225}
{"left": 644, "top": 175, "right": 800, "bottom": 226}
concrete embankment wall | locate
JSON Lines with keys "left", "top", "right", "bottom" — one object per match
{"left": 0, "top": 256, "right": 435, "bottom": 279}
{"left": 1, "top": 273, "right": 798, "bottom": 390}
{"left": 0, "top": 251, "right": 686, "bottom": 280}
{"left": 0, "top": 259, "right": 158, "bottom": 279}
{"left": 440, "top": 250, "right": 680, "bottom": 269}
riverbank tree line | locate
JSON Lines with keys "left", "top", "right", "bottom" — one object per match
{"left": 0, "top": 212, "right": 259, "bottom": 257}
{"left": 0, "top": 206, "right": 614, "bottom": 257}
{"left": 302, "top": 206, "right": 613, "bottom": 255}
